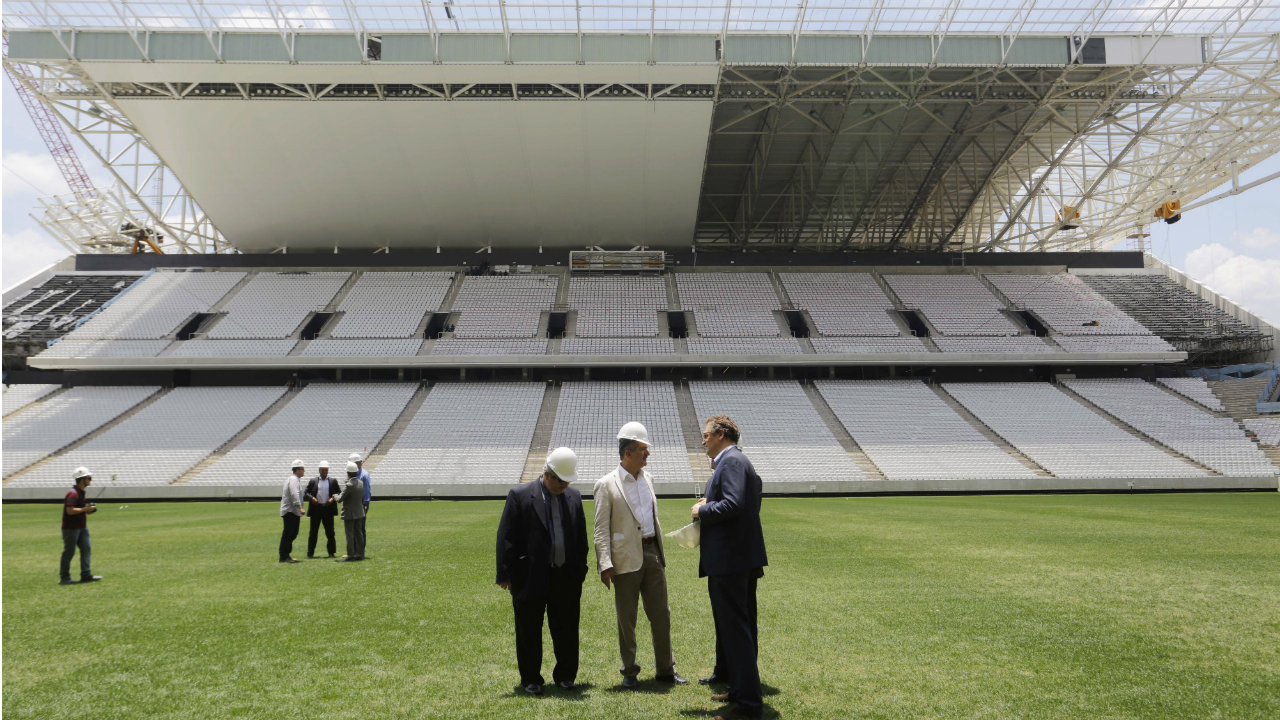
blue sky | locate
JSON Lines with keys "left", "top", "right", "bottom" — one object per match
{"left": 4, "top": 74, "right": 1279, "bottom": 324}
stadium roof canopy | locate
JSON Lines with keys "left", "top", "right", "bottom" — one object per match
{"left": 5, "top": 1, "right": 1280, "bottom": 255}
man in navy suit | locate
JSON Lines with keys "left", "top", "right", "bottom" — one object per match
{"left": 692, "top": 414, "right": 767, "bottom": 719}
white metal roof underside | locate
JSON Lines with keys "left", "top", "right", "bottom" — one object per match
{"left": 5, "top": 1, "right": 1280, "bottom": 255}
{"left": 6, "top": 1, "right": 1280, "bottom": 35}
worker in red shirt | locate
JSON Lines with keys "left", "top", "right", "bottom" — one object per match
{"left": 60, "top": 466, "right": 102, "bottom": 585}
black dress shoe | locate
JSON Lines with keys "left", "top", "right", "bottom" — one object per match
{"left": 656, "top": 671, "right": 688, "bottom": 685}
{"left": 556, "top": 680, "right": 575, "bottom": 690}
{"left": 327, "top": 554, "right": 336, "bottom": 558}
{"left": 523, "top": 683, "right": 543, "bottom": 695}
{"left": 59, "top": 579, "right": 75, "bottom": 585}
{"left": 80, "top": 575, "right": 103, "bottom": 582}
{"left": 306, "top": 554, "right": 315, "bottom": 559}
{"left": 699, "top": 674, "right": 722, "bottom": 685}
{"left": 621, "top": 675, "right": 640, "bottom": 689}
{"left": 280, "top": 558, "right": 300, "bottom": 564}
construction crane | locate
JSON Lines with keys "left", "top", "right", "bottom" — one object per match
{"left": 2, "top": 35, "right": 96, "bottom": 201}
{"left": 4, "top": 37, "right": 164, "bottom": 253}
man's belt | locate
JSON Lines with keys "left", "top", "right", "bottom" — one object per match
{"left": 642, "top": 536, "right": 657, "bottom": 546}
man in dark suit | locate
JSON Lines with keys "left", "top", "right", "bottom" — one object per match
{"left": 496, "top": 447, "right": 588, "bottom": 696}
{"left": 304, "top": 461, "right": 341, "bottom": 559}
{"left": 692, "top": 414, "right": 768, "bottom": 720}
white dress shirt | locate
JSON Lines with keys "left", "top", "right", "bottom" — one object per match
{"left": 316, "top": 476, "right": 330, "bottom": 504}
{"left": 712, "top": 445, "right": 735, "bottom": 469}
{"left": 618, "top": 465, "right": 656, "bottom": 538}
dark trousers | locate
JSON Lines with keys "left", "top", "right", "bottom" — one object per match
{"left": 60, "top": 527, "right": 92, "bottom": 581}
{"left": 360, "top": 504, "right": 368, "bottom": 552}
{"left": 343, "top": 518, "right": 366, "bottom": 559}
{"left": 279, "top": 514, "right": 301, "bottom": 561}
{"left": 308, "top": 514, "right": 336, "bottom": 557}
{"left": 712, "top": 574, "right": 758, "bottom": 678}
{"left": 512, "top": 566, "right": 582, "bottom": 686}
{"left": 709, "top": 572, "right": 763, "bottom": 715}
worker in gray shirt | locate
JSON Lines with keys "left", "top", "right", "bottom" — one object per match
{"left": 279, "top": 459, "right": 305, "bottom": 564}
{"left": 334, "top": 461, "right": 366, "bottom": 562}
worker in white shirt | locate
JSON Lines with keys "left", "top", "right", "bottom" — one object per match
{"left": 593, "top": 422, "right": 686, "bottom": 689}
{"left": 279, "top": 460, "right": 305, "bottom": 564}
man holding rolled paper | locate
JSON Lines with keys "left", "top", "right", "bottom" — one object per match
{"left": 692, "top": 414, "right": 767, "bottom": 720}
{"left": 593, "top": 421, "right": 686, "bottom": 689}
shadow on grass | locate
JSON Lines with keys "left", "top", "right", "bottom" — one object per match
{"left": 504, "top": 682, "right": 596, "bottom": 700}
{"left": 679, "top": 705, "right": 781, "bottom": 719}
{"left": 604, "top": 678, "right": 677, "bottom": 695}
{"left": 678, "top": 684, "right": 783, "bottom": 718}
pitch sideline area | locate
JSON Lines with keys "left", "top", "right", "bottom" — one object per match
{"left": 4, "top": 495, "right": 1278, "bottom": 719}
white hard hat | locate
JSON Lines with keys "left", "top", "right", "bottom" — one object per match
{"left": 617, "top": 421, "right": 651, "bottom": 446}
{"left": 346, "top": 462, "right": 359, "bottom": 473}
{"left": 72, "top": 466, "right": 91, "bottom": 480}
{"left": 318, "top": 461, "right": 329, "bottom": 469}
{"left": 544, "top": 447, "right": 578, "bottom": 484}
{"left": 292, "top": 459, "right": 304, "bottom": 469}
{"left": 348, "top": 453, "right": 363, "bottom": 463}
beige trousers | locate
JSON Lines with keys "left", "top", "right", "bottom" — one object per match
{"left": 611, "top": 540, "right": 675, "bottom": 677}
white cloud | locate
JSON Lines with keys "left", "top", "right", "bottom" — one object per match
{"left": 1237, "top": 226, "right": 1280, "bottom": 250}
{"left": 3, "top": 151, "right": 71, "bottom": 197}
{"left": 2, "top": 229, "right": 72, "bottom": 290}
{"left": 1183, "top": 242, "right": 1280, "bottom": 324}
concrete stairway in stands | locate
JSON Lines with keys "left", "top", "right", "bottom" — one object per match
{"left": 1209, "top": 377, "right": 1280, "bottom": 472}
{"left": 5, "top": 388, "right": 168, "bottom": 483}
{"left": 1056, "top": 381, "right": 1221, "bottom": 476}
{"left": 931, "top": 384, "right": 1054, "bottom": 478}
{"left": 365, "top": 383, "right": 432, "bottom": 473}
{"left": 673, "top": 381, "right": 713, "bottom": 483}
{"left": 172, "top": 387, "right": 300, "bottom": 484}
{"left": 1209, "top": 377, "right": 1269, "bottom": 420}
{"left": 800, "top": 381, "right": 886, "bottom": 480}
{"left": 521, "top": 383, "right": 561, "bottom": 483}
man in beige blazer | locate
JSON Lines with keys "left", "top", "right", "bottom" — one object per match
{"left": 593, "top": 421, "right": 687, "bottom": 689}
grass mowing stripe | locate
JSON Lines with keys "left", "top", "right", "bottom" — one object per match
{"left": 3, "top": 494, "right": 1278, "bottom": 719}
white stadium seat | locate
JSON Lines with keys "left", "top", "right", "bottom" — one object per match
{"left": 302, "top": 339, "right": 424, "bottom": 356}
{"left": 816, "top": 379, "right": 1037, "bottom": 481}
{"left": 943, "top": 382, "right": 1206, "bottom": 479}
{"left": 568, "top": 276, "right": 667, "bottom": 338}
{"left": 7, "top": 387, "right": 287, "bottom": 487}
{"left": 2, "top": 383, "right": 60, "bottom": 417}
{"left": 885, "top": 274, "right": 1020, "bottom": 336}
{"left": 780, "top": 273, "right": 901, "bottom": 336}
{"left": 452, "top": 275, "right": 558, "bottom": 338}
{"left": 66, "top": 271, "right": 245, "bottom": 340}
{"left": 689, "top": 380, "right": 864, "bottom": 484}
{"left": 206, "top": 272, "right": 349, "bottom": 339}
{"left": 3, "top": 386, "right": 160, "bottom": 478}
{"left": 188, "top": 383, "right": 417, "bottom": 485}
{"left": 677, "top": 274, "right": 781, "bottom": 338}
{"left": 986, "top": 274, "right": 1152, "bottom": 336}
{"left": 432, "top": 338, "right": 547, "bottom": 355}
{"left": 1063, "top": 378, "right": 1276, "bottom": 477}
{"left": 328, "top": 272, "right": 453, "bottom": 338}
{"left": 550, "top": 381, "right": 694, "bottom": 485}
{"left": 374, "top": 382, "right": 545, "bottom": 485}
{"left": 169, "top": 339, "right": 299, "bottom": 357}
{"left": 1157, "top": 377, "right": 1226, "bottom": 411}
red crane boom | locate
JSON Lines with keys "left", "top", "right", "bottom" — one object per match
{"left": 3, "top": 35, "right": 97, "bottom": 200}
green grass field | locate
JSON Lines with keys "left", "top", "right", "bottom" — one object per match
{"left": 4, "top": 494, "right": 1279, "bottom": 719}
